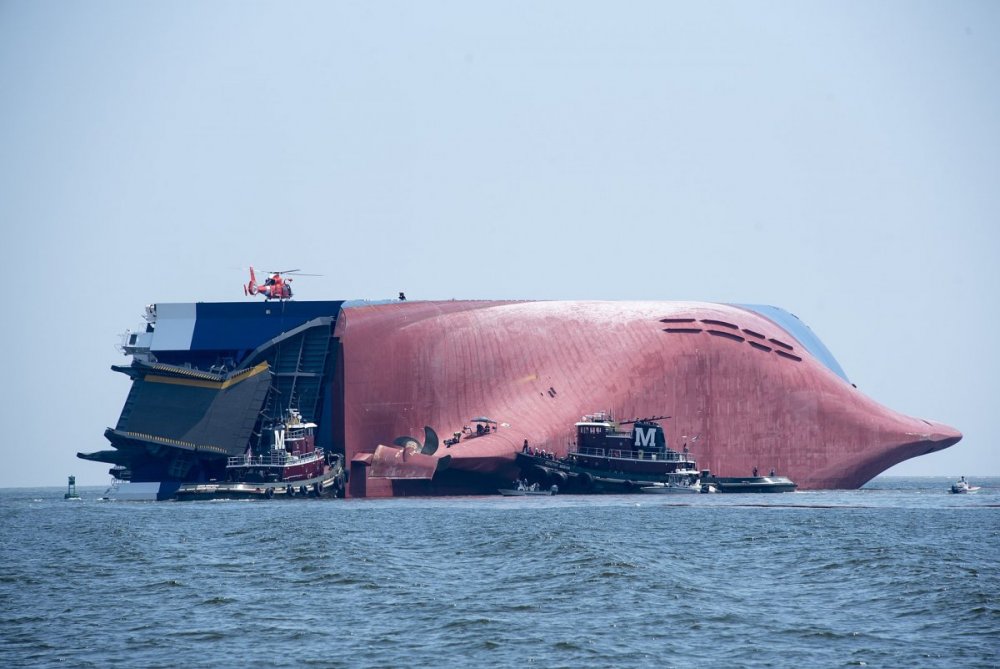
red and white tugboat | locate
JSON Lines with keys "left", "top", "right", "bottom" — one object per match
{"left": 176, "top": 409, "right": 345, "bottom": 500}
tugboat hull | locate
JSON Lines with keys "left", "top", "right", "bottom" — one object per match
{"left": 174, "top": 465, "right": 345, "bottom": 501}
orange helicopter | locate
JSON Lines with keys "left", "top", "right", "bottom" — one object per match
{"left": 243, "top": 266, "right": 320, "bottom": 300}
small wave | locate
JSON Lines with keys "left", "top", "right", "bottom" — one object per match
{"left": 320, "top": 574, "right": 368, "bottom": 585}
{"left": 125, "top": 622, "right": 160, "bottom": 633}
{"left": 2, "top": 614, "right": 46, "bottom": 625}
{"left": 198, "top": 596, "right": 236, "bottom": 606}
{"left": 442, "top": 617, "right": 494, "bottom": 629}
{"left": 165, "top": 630, "right": 227, "bottom": 641}
{"left": 795, "top": 627, "right": 859, "bottom": 640}
{"left": 504, "top": 603, "right": 539, "bottom": 612}
{"left": 966, "top": 605, "right": 995, "bottom": 617}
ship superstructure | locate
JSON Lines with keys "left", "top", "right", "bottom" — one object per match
{"left": 81, "top": 300, "right": 344, "bottom": 498}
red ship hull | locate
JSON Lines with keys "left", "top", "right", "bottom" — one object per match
{"left": 334, "top": 301, "right": 961, "bottom": 497}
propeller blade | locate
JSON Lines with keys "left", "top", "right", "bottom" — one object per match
{"left": 421, "top": 426, "right": 439, "bottom": 455}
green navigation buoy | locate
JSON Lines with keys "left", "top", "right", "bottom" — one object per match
{"left": 64, "top": 475, "right": 80, "bottom": 500}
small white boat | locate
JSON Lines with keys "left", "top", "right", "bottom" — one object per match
{"left": 499, "top": 482, "right": 557, "bottom": 496}
{"left": 639, "top": 481, "right": 702, "bottom": 494}
{"left": 498, "top": 488, "right": 556, "bottom": 496}
{"left": 950, "top": 477, "right": 981, "bottom": 494}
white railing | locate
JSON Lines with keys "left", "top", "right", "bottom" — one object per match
{"left": 227, "top": 448, "right": 324, "bottom": 468}
{"left": 572, "top": 447, "right": 691, "bottom": 462}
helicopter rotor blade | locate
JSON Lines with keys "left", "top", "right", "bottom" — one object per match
{"left": 261, "top": 269, "right": 323, "bottom": 276}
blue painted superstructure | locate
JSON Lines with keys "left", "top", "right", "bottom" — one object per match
{"left": 143, "top": 301, "right": 344, "bottom": 363}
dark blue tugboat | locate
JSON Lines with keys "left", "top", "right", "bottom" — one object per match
{"left": 514, "top": 412, "right": 798, "bottom": 494}
{"left": 515, "top": 413, "right": 704, "bottom": 494}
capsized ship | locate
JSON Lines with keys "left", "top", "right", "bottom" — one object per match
{"left": 79, "top": 299, "right": 962, "bottom": 499}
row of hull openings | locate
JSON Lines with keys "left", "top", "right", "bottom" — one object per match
{"left": 659, "top": 319, "right": 802, "bottom": 363}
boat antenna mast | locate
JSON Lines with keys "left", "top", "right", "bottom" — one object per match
{"left": 619, "top": 415, "right": 671, "bottom": 425}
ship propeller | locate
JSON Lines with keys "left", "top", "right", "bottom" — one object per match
{"left": 392, "top": 436, "right": 421, "bottom": 450}
{"left": 391, "top": 426, "right": 440, "bottom": 456}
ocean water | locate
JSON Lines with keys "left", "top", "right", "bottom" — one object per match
{"left": 1, "top": 477, "right": 997, "bottom": 669}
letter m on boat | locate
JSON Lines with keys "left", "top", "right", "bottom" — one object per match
{"left": 634, "top": 427, "right": 655, "bottom": 448}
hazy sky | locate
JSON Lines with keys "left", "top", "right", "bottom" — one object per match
{"left": 1, "top": 1, "right": 997, "bottom": 487}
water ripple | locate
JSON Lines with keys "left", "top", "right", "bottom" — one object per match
{"left": 1, "top": 480, "right": 998, "bottom": 668}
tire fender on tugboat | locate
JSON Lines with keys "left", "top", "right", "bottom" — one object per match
{"left": 531, "top": 466, "right": 549, "bottom": 485}
{"left": 265, "top": 487, "right": 274, "bottom": 499}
